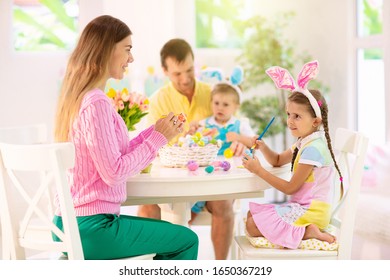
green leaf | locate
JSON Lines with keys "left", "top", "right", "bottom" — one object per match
{"left": 237, "top": 12, "right": 329, "bottom": 97}
{"left": 195, "top": 0, "right": 245, "bottom": 48}
{"left": 13, "top": 7, "right": 66, "bottom": 48}
{"left": 118, "top": 103, "right": 149, "bottom": 131}
{"left": 39, "top": 0, "right": 76, "bottom": 31}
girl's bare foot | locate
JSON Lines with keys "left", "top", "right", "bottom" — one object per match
{"left": 303, "top": 224, "right": 336, "bottom": 243}
{"left": 188, "top": 211, "right": 198, "bottom": 225}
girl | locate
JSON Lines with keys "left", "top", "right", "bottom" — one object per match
{"left": 53, "top": 15, "right": 198, "bottom": 260}
{"left": 242, "top": 61, "right": 342, "bottom": 249}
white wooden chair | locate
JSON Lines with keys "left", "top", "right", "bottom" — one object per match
{"left": 0, "top": 124, "right": 47, "bottom": 145}
{"left": 0, "top": 124, "right": 48, "bottom": 259}
{"left": 234, "top": 128, "right": 369, "bottom": 260}
{"left": 0, "top": 125, "right": 155, "bottom": 260}
{"left": 0, "top": 142, "right": 84, "bottom": 259}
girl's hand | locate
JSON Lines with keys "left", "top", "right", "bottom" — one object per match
{"left": 250, "top": 135, "right": 258, "bottom": 149}
{"left": 250, "top": 135, "right": 267, "bottom": 152}
{"left": 255, "top": 139, "right": 267, "bottom": 151}
{"left": 242, "top": 152, "right": 262, "bottom": 175}
{"left": 154, "top": 112, "right": 184, "bottom": 142}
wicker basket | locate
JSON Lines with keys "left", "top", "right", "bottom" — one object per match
{"left": 159, "top": 144, "right": 220, "bottom": 168}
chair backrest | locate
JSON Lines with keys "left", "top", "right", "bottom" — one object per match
{"left": 330, "top": 128, "right": 368, "bottom": 259}
{"left": 0, "top": 124, "right": 49, "bottom": 259}
{"left": 0, "top": 124, "right": 47, "bottom": 144}
{"left": 0, "top": 142, "right": 84, "bottom": 260}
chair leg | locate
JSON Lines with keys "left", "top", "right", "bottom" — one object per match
{"left": 229, "top": 204, "right": 243, "bottom": 260}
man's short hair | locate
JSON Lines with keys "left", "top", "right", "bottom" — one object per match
{"left": 160, "top": 38, "right": 194, "bottom": 69}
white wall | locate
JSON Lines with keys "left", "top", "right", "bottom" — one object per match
{"left": 0, "top": 0, "right": 352, "bottom": 139}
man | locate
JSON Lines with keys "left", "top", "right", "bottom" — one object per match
{"left": 137, "top": 38, "right": 244, "bottom": 259}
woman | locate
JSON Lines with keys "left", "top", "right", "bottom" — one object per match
{"left": 53, "top": 15, "right": 198, "bottom": 260}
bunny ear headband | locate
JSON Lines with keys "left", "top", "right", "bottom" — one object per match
{"left": 200, "top": 66, "right": 244, "bottom": 102}
{"left": 266, "top": 60, "right": 322, "bottom": 119}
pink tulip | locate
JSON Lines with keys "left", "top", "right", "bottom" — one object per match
{"left": 121, "top": 93, "right": 130, "bottom": 102}
{"left": 114, "top": 91, "right": 122, "bottom": 102}
{"left": 128, "top": 101, "right": 135, "bottom": 108}
{"left": 118, "top": 100, "right": 125, "bottom": 110}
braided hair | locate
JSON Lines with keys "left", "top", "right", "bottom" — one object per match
{"left": 288, "top": 90, "right": 344, "bottom": 199}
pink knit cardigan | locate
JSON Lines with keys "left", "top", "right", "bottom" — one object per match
{"left": 55, "top": 89, "right": 167, "bottom": 216}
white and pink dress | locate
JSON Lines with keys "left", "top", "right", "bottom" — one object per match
{"left": 249, "top": 131, "right": 335, "bottom": 249}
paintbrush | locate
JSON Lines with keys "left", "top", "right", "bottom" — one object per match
{"left": 249, "top": 116, "right": 275, "bottom": 154}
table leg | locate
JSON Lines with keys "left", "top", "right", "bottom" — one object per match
{"left": 161, "top": 202, "right": 191, "bottom": 227}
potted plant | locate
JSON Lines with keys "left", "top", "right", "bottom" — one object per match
{"left": 240, "top": 95, "right": 284, "bottom": 137}
{"left": 237, "top": 12, "right": 329, "bottom": 149}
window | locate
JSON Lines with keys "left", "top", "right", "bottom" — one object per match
{"left": 354, "top": 0, "right": 387, "bottom": 144}
{"left": 13, "top": 0, "right": 78, "bottom": 51}
{"left": 357, "top": 0, "right": 382, "bottom": 37}
{"left": 357, "top": 48, "right": 385, "bottom": 143}
{"left": 195, "top": 0, "right": 255, "bottom": 49}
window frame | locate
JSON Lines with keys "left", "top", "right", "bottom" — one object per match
{"left": 352, "top": 0, "right": 390, "bottom": 142}
{"left": 12, "top": 0, "right": 79, "bottom": 52}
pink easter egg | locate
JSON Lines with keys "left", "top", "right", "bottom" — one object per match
{"left": 187, "top": 160, "right": 199, "bottom": 171}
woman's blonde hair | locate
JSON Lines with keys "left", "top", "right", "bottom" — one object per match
{"left": 54, "top": 15, "right": 131, "bottom": 142}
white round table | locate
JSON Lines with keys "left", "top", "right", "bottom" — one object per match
{"left": 125, "top": 156, "right": 290, "bottom": 225}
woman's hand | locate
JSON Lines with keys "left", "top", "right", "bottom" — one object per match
{"left": 154, "top": 112, "right": 184, "bottom": 142}
{"left": 242, "top": 152, "right": 263, "bottom": 175}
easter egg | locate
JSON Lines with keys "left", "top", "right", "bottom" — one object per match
{"left": 223, "top": 148, "right": 233, "bottom": 158}
{"left": 177, "top": 113, "right": 187, "bottom": 123}
{"left": 187, "top": 160, "right": 199, "bottom": 171}
{"left": 220, "top": 161, "right": 231, "bottom": 171}
{"left": 245, "top": 149, "right": 253, "bottom": 158}
{"left": 205, "top": 165, "right": 214, "bottom": 173}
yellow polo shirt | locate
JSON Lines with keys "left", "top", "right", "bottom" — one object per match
{"left": 147, "top": 80, "right": 212, "bottom": 144}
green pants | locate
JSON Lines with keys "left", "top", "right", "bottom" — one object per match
{"left": 53, "top": 214, "right": 198, "bottom": 260}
